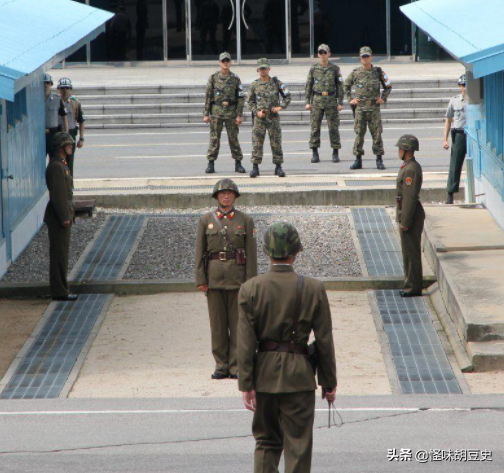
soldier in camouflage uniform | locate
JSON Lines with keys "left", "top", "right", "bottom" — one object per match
{"left": 248, "top": 58, "right": 291, "bottom": 178}
{"left": 305, "top": 44, "right": 344, "bottom": 163}
{"left": 344, "top": 46, "right": 392, "bottom": 170}
{"left": 204, "top": 52, "right": 246, "bottom": 174}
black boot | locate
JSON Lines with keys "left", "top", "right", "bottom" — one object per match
{"left": 332, "top": 149, "right": 340, "bottom": 163}
{"left": 275, "top": 164, "right": 286, "bottom": 177}
{"left": 376, "top": 156, "right": 386, "bottom": 170}
{"left": 250, "top": 163, "right": 260, "bottom": 178}
{"left": 445, "top": 192, "right": 454, "bottom": 204}
{"left": 311, "top": 148, "right": 320, "bottom": 163}
{"left": 205, "top": 160, "right": 215, "bottom": 174}
{"left": 350, "top": 156, "right": 362, "bottom": 170}
{"left": 235, "top": 161, "right": 246, "bottom": 173}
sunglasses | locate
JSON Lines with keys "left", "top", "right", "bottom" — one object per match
{"left": 221, "top": 58, "right": 230, "bottom": 63}
{"left": 361, "top": 54, "right": 371, "bottom": 58}
{"left": 318, "top": 50, "right": 328, "bottom": 55}
{"left": 258, "top": 67, "right": 268, "bottom": 71}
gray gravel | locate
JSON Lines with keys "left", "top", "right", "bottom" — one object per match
{"left": 2, "top": 214, "right": 107, "bottom": 284}
{"left": 124, "top": 207, "right": 362, "bottom": 280}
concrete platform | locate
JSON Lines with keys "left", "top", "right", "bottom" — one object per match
{"left": 423, "top": 205, "right": 504, "bottom": 371}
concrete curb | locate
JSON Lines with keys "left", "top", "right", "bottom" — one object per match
{"left": 0, "top": 276, "right": 437, "bottom": 298}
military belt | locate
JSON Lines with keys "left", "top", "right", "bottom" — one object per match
{"left": 210, "top": 251, "right": 236, "bottom": 261}
{"left": 46, "top": 127, "right": 59, "bottom": 134}
{"left": 357, "top": 98, "right": 379, "bottom": 108}
{"left": 452, "top": 128, "right": 465, "bottom": 134}
{"left": 258, "top": 340, "right": 309, "bottom": 356}
{"left": 213, "top": 100, "right": 236, "bottom": 107}
{"left": 314, "top": 91, "right": 335, "bottom": 96}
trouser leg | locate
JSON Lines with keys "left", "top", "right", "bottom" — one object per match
{"left": 207, "top": 289, "right": 230, "bottom": 374}
{"left": 226, "top": 289, "right": 239, "bottom": 376}
{"left": 447, "top": 132, "right": 467, "bottom": 194}
{"left": 325, "top": 107, "right": 341, "bottom": 150}
{"left": 309, "top": 107, "right": 324, "bottom": 149}
{"left": 68, "top": 129, "right": 78, "bottom": 177}
{"left": 353, "top": 110, "right": 368, "bottom": 156}
{"left": 268, "top": 118, "right": 284, "bottom": 164}
{"left": 280, "top": 391, "right": 316, "bottom": 473}
{"left": 225, "top": 118, "right": 244, "bottom": 161}
{"left": 399, "top": 215, "right": 424, "bottom": 294}
{"left": 207, "top": 117, "right": 224, "bottom": 161}
{"left": 368, "top": 108, "right": 385, "bottom": 156}
{"left": 253, "top": 393, "right": 283, "bottom": 473}
{"left": 251, "top": 118, "right": 267, "bottom": 164}
{"left": 47, "top": 223, "right": 71, "bottom": 298}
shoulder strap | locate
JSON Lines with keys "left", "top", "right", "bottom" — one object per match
{"left": 212, "top": 211, "right": 234, "bottom": 249}
{"left": 374, "top": 66, "right": 387, "bottom": 89}
{"left": 272, "top": 76, "right": 280, "bottom": 93}
{"left": 290, "top": 275, "right": 304, "bottom": 342}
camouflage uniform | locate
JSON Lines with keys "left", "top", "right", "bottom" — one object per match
{"left": 343, "top": 47, "right": 392, "bottom": 159}
{"left": 204, "top": 68, "right": 245, "bottom": 162}
{"left": 248, "top": 60, "right": 291, "bottom": 165}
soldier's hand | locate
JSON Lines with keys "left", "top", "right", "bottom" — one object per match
{"left": 443, "top": 140, "right": 450, "bottom": 150}
{"left": 203, "top": 116, "right": 211, "bottom": 124}
{"left": 62, "top": 220, "right": 71, "bottom": 228}
{"left": 400, "top": 225, "right": 409, "bottom": 231}
{"left": 305, "top": 104, "right": 312, "bottom": 111}
{"left": 271, "top": 107, "right": 282, "bottom": 113}
{"left": 376, "top": 98, "right": 385, "bottom": 104}
{"left": 322, "top": 387, "right": 337, "bottom": 404}
{"left": 350, "top": 98, "right": 360, "bottom": 106}
{"left": 77, "top": 139, "right": 84, "bottom": 149}
{"left": 243, "top": 390, "right": 257, "bottom": 412}
{"left": 235, "top": 116, "right": 243, "bottom": 126}
{"left": 337, "top": 105, "right": 343, "bottom": 112}
{"left": 197, "top": 284, "right": 209, "bottom": 293}
{"left": 256, "top": 110, "right": 265, "bottom": 119}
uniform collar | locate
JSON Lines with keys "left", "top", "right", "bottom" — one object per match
{"left": 459, "top": 93, "right": 466, "bottom": 102}
{"left": 216, "top": 207, "right": 235, "bottom": 219}
{"left": 271, "top": 265, "right": 295, "bottom": 273}
{"left": 51, "top": 156, "right": 68, "bottom": 166}
{"left": 400, "top": 157, "right": 416, "bottom": 169}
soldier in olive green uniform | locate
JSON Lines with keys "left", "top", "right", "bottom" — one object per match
{"left": 344, "top": 46, "right": 392, "bottom": 170}
{"left": 395, "top": 135, "right": 425, "bottom": 298}
{"left": 248, "top": 58, "right": 291, "bottom": 178}
{"left": 44, "top": 133, "right": 78, "bottom": 302}
{"left": 195, "top": 179, "right": 258, "bottom": 379}
{"left": 204, "top": 52, "right": 246, "bottom": 174}
{"left": 305, "top": 44, "right": 344, "bottom": 163}
{"left": 238, "top": 222, "right": 337, "bottom": 473}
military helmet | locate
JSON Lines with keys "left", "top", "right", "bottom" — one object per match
{"left": 212, "top": 178, "right": 240, "bottom": 198}
{"left": 57, "top": 77, "right": 73, "bottom": 89}
{"left": 263, "top": 222, "right": 303, "bottom": 259}
{"left": 395, "top": 134, "right": 419, "bottom": 152}
{"left": 458, "top": 74, "right": 467, "bottom": 86}
{"left": 43, "top": 73, "right": 53, "bottom": 85}
{"left": 52, "top": 132, "right": 75, "bottom": 151}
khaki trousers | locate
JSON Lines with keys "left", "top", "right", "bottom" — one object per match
{"left": 253, "top": 391, "right": 315, "bottom": 473}
{"left": 47, "top": 222, "right": 72, "bottom": 298}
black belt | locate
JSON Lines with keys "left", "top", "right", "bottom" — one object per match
{"left": 209, "top": 251, "right": 236, "bottom": 261}
{"left": 452, "top": 128, "right": 465, "bottom": 134}
{"left": 314, "top": 91, "right": 335, "bottom": 96}
{"left": 46, "top": 127, "right": 59, "bottom": 134}
{"left": 258, "top": 341, "right": 308, "bottom": 355}
{"left": 214, "top": 100, "right": 236, "bottom": 106}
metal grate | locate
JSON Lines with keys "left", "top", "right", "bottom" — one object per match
{"left": 345, "top": 179, "right": 447, "bottom": 186}
{"left": 375, "top": 290, "right": 461, "bottom": 394}
{"left": 0, "top": 295, "right": 108, "bottom": 399}
{"left": 351, "top": 208, "right": 403, "bottom": 276}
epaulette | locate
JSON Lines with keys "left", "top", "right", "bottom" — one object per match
{"left": 70, "top": 95, "right": 79, "bottom": 102}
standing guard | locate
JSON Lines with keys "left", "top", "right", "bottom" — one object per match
{"left": 44, "top": 73, "right": 68, "bottom": 157}
{"left": 305, "top": 44, "right": 344, "bottom": 163}
{"left": 195, "top": 179, "right": 258, "bottom": 379}
{"left": 204, "top": 52, "right": 246, "bottom": 174}
{"left": 344, "top": 46, "right": 392, "bottom": 170}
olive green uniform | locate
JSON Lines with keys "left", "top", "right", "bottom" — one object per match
{"left": 396, "top": 158, "right": 425, "bottom": 295}
{"left": 195, "top": 208, "right": 257, "bottom": 376}
{"left": 248, "top": 77, "right": 291, "bottom": 164}
{"left": 238, "top": 266, "right": 337, "bottom": 473}
{"left": 344, "top": 66, "right": 392, "bottom": 156}
{"left": 305, "top": 63, "right": 344, "bottom": 150}
{"left": 44, "top": 157, "right": 74, "bottom": 298}
{"left": 204, "top": 71, "right": 245, "bottom": 162}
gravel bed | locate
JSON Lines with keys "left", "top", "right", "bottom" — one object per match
{"left": 124, "top": 208, "right": 361, "bottom": 280}
{"left": 2, "top": 213, "right": 107, "bottom": 284}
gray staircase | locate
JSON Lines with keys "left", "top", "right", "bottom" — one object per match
{"left": 74, "top": 79, "right": 457, "bottom": 129}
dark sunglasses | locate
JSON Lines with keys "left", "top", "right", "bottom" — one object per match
{"left": 318, "top": 50, "right": 328, "bottom": 55}
{"left": 361, "top": 54, "right": 371, "bottom": 58}
{"left": 221, "top": 58, "right": 231, "bottom": 63}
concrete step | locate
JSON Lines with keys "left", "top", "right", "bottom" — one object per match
{"left": 467, "top": 341, "right": 504, "bottom": 372}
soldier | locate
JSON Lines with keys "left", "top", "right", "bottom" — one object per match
{"left": 204, "top": 52, "right": 246, "bottom": 174}
{"left": 44, "top": 73, "right": 68, "bottom": 158}
{"left": 195, "top": 179, "right": 258, "bottom": 379}
{"left": 395, "top": 134, "right": 425, "bottom": 298}
{"left": 238, "top": 222, "right": 337, "bottom": 473}
{"left": 305, "top": 44, "right": 344, "bottom": 163}
{"left": 57, "top": 78, "right": 85, "bottom": 177}
{"left": 44, "top": 133, "right": 77, "bottom": 302}
{"left": 344, "top": 46, "right": 392, "bottom": 170}
{"left": 248, "top": 58, "right": 291, "bottom": 178}
{"left": 443, "top": 74, "right": 467, "bottom": 204}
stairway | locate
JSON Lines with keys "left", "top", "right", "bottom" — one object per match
{"left": 74, "top": 79, "right": 456, "bottom": 129}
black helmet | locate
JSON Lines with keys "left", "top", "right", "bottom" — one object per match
{"left": 57, "top": 77, "right": 73, "bottom": 89}
{"left": 44, "top": 73, "right": 53, "bottom": 85}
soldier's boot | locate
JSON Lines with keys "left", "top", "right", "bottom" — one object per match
{"left": 332, "top": 149, "right": 340, "bottom": 163}
{"left": 205, "top": 160, "right": 215, "bottom": 174}
{"left": 235, "top": 161, "right": 246, "bottom": 173}
{"left": 311, "top": 148, "right": 320, "bottom": 163}
{"left": 445, "top": 192, "right": 454, "bottom": 204}
{"left": 376, "top": 156, "right": 386, "bottom": 170}
{"left": 250, "top": 163, "right": 260, "bottom": 178}
{"left": 350, "top": 156, "right": 362, "bottom": 170}
{"left": 275, "top": 164, "right": 286, "bottom": 178}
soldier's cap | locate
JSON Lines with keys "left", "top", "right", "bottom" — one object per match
{"left": 257, "top": 58, "right": 270, "bottom": 69}
{"left": 52, "top": 132, "right": 75, "bottom": 150}
{"left": 263, "top": 222, "right": 303, "bottom": 259}
{"left": 219, "top": 52, "right": 231, "bottom": 61}
{"left": 212, "top": 178, "right": 240, "bottom": 198}
{"left": 359, "top": 46, "right": 373, "bottom": 57}
{"left": 43, "top": 73, "right": 53, "bottom": 84}
{"left": 57, "top": 77, "right": 73, "bottom": 89}
{"left": 395, "top": 134, "right": 419, "bottom": 152}
{"left": 458, "top": 74, "right": 467, "bottom": 86}
{"left": 318, "top": 44, "right": 330, "bottom": 53}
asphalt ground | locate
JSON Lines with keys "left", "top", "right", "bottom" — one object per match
{"left": 75, "top": 125, "right": 450, "bottom": 179}
{"left": 1, "top": 396, "right": 503, "bottom": 472}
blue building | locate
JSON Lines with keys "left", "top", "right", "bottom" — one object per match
{"left": 402, "top": 0, "right": 504, "bottom": 228}
{"left": 0, "top": 0, "right": 112, "bottom": 279}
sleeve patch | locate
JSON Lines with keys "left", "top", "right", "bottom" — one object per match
{"left": 405, "top": 177, "right": 413, "bottom": 186}
{"left": 339, "top": 76, "right": 344, "bottom": 82}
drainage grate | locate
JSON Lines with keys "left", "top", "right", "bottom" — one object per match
{"left": 73, "top": 215, "right": 145, "bottom": 281}
{"left": 345, "top": 179, "right": 447, "bottom": 186}
{"left": 0, "top": 295, "right": 108, "bottom": 400}
{"left": 375, "top": 290, "right": 461, "bottom": 394}
{"left": 351, "top": 208, "right": 403, "bottom": 276}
